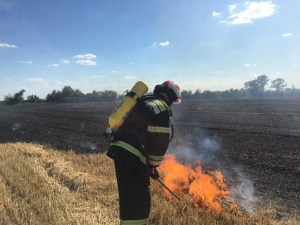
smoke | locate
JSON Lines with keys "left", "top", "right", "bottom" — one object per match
{"left": 11, "top": 122, "right": 22, "bottom": 131}
{"left": 197, "top": 136, "right": 221, "bottom": 162}
{"left": 230, "top": 167, "right": 257, "bottom": 214}
{"left": 169, "top": 125, "right": 221, "bottom": 165}
{"left": 80, "top": 142, "right": 97, "bottom": 151}
{"left": 169, "top": 125, "right": 257, "bottom": 214}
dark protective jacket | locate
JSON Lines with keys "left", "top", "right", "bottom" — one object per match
{"left": 107, "top": 94, "right": 173, "bottom": 168}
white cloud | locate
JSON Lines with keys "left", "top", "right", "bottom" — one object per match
{"left": 208, "top": 77, "right": 219, "bottom": 80}
{"left": 224, "top": 1, "right": 276, "bottom": 25}
{"left": 111, "top": 71, "right": 119, "bottom": 73}
{"left": 152, "top": 41, "right": 170, "bottom": 47}
{"left": 60, "top": 58, "right": 69, "bottom": 64}
{"left": 245, "top": 64, "right": 257, "bottom": 67}
{"left": 159, "top": 41, "right": 170, "bottom": 46}
{"left": 294, "top": 64, "right": 300, "bottom": 67}
{"left": 51, "top": 80, "right": 61, "bottom": 84}
{"left": 47, "top": 64, "right": 59, "bottom": 67}
{"left": 73, "top": 53, "right": 96, "bottom": 59}
{"left": 17, "top": 61, "right": 32, "bottom": 64}
{"left": 125, "top": 76, "right": 137, "bottom": 79}
{"left": 0, "top": 43, "right": 17, "bottom": 48}
{"left": 76, "top": 60, "right": 96, "bottom": 66}
{"left": 212, "top": 11, "right": 222, "bottom": 16}
{"left": 229, "top": 4, "right": 237, "bottom": 12}
{"left": 250, "top": 74, "right": 259, "bottom": 78}
{"left": 26, "top": 78, "right": 50, "bottom": 88}
{"left": 277, "top": 72, "right": 283, "bottom": 75}
{"left": 92, "top": 75, "right": 106, "bottom": 78}
{"left": 26, "top": 78, "right": 45, "bottom": 82}
{"left": 283, "top": 33, "right": 292, "bottom": 37}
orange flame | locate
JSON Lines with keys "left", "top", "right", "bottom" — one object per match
{"left": 158, "top": 154, "right": 230, "bottom": 212}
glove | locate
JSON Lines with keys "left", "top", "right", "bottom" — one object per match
{"left": 148, "top": 167, "right": 160, "bottom": 180}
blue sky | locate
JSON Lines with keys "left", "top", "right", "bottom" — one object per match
{"left": 0, "top": 0, "right": 299, "bottom": 100}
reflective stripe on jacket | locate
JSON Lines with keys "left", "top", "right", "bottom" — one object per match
{"left": 110, "top": 140, "right": 147, "bottom": 165}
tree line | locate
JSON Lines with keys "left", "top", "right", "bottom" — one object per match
{"left": 2, "top": 75, "right": 300, "bottom": 105}
{"left": 182, "top": 76, "right": 300, "bottom": 99}
{"left": 2, "top": 87, "right": 124, "bottom": 105}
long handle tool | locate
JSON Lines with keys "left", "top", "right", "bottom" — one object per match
{"left": 157, "top": 178, "right": 181, "bottom": 200}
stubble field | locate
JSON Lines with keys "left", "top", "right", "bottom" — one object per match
{"left": 0, "top": 97, "right": 299, "bottom": 219}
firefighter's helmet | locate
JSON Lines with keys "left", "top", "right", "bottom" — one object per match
{"left": 154, "top": 80, "right": 181, "bottom": 103}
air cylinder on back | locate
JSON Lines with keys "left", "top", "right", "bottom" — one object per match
{"left": 103, "top": 81, "right": 148, "bottom": 137}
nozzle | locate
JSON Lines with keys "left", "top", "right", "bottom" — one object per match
{"left": 103, "top": 127, "right": 112, "bottom": 138}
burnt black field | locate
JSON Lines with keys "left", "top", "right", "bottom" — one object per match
{"left": 0, "top": 97, "right": 299, "bottom": 216}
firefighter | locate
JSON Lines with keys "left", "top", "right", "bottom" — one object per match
{"left": 106, "top": 80, "right": 181, "bottom": 225}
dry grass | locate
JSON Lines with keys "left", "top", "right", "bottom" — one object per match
{"left": 0, "top": 142, "right": 298, "bottom": 225}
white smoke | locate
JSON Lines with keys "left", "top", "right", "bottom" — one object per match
{"left": 169, "top": 127, "right": 221, "bottom": 165}
{"left": 197, "top": 136, "right": 221, "bottom": 162}
{"left": 80, "top": 142, "right": 97, "bottom": 151}
{"left": 11, "top": 122, "right": 22, "bottom": 131}
{"left": 231, "top": 167, "right": 257, "bottom": 214}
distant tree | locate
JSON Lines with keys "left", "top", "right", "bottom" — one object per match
{"left": 73, "top": 89, "right": 85, "bottom": 102}
{"left": 117, "top": 90, "right": 129, "bottom": 100}
{"left": 256, "top": 75, "right": 269, "bottom": 93}
{"left": 221, "top": 90, "right": 231, "bottom": 98}
{"left": 284, "top": 84, "right": 300, "bottom": 97}
{"left": 270, "top": 78, "right": 287, "bottom": 94}
{"left": 4, "top": 89, "right": 26, "bottom": 105}
{"left": 244, "top": 80, "right": 257, "bottom": 96}
{"left": 45, "top": 86, "right": 85, "bottom": 103}
{"left": 27, "top": 94, "right": 43, "bottom": 103}
{"left": 62, "top": 86, "right": 74, "bottom": 95}
{"left": 45, "top": 90, "right": 61, "bottom": 103}
{"left": 239, "top": 88, "right": 250, "bottom": 98}
{"left": 193, "top": 89, "right": 202, "bottom": 99}
{"left": 244, "top": 75, "right": 269, "bottom": 97}
{"left": 181, "top": 90, "right": 193, "bottom": 99}
{"left": 201, "top": 90, "right": 213, "bottom": 99}
{"left": 102, "top": 90, "right": 118, "bottom": 101}
{"left": 214, "top": 91, "right": 222, "bottom": 99}
{"left": 86, "top": 90, "right": 100, "bottom": 102}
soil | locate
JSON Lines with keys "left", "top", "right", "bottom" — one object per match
{"left": 0, "top": 97, "right": 299, "bottom": 217}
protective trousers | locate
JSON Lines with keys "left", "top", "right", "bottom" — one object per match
{"left": 114, "top": 155, "right": 150, "bottom": 225}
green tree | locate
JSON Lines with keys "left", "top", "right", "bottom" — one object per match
{"left": 45, "top": 90, "right": 62, "bottom": 103}
{"left": 270, "top": 78, "right": 287, "bottom": 94}
{"left": 102, "top": 90, "right": 118, "bottom": 101}
{"left": 45, "top": 86, "right": 85, "bottom": 103}
{"left": 117, "top": 90, "right": 129, "bottom": 100}
{"left": 244, "top": 75, "right": 269, "bottom": 97}
{"left": 192, "top": 89, "right": 202, "bottom": 99}
{"left": 181, "top": 90, "right": 193, "bottom": 99}
{"left": 4, "top": 89, "right": 26, "bottom": 105}
{"left": 27, "top": 94, "right": 43, "bottom": 103}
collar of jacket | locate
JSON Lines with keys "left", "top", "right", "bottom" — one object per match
{"left": 155, "top": 94, "right": 173, "bottom": 117}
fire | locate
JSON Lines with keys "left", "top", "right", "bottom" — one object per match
{"left": 158, "top": 154, "right": 229, "bottom": 212}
